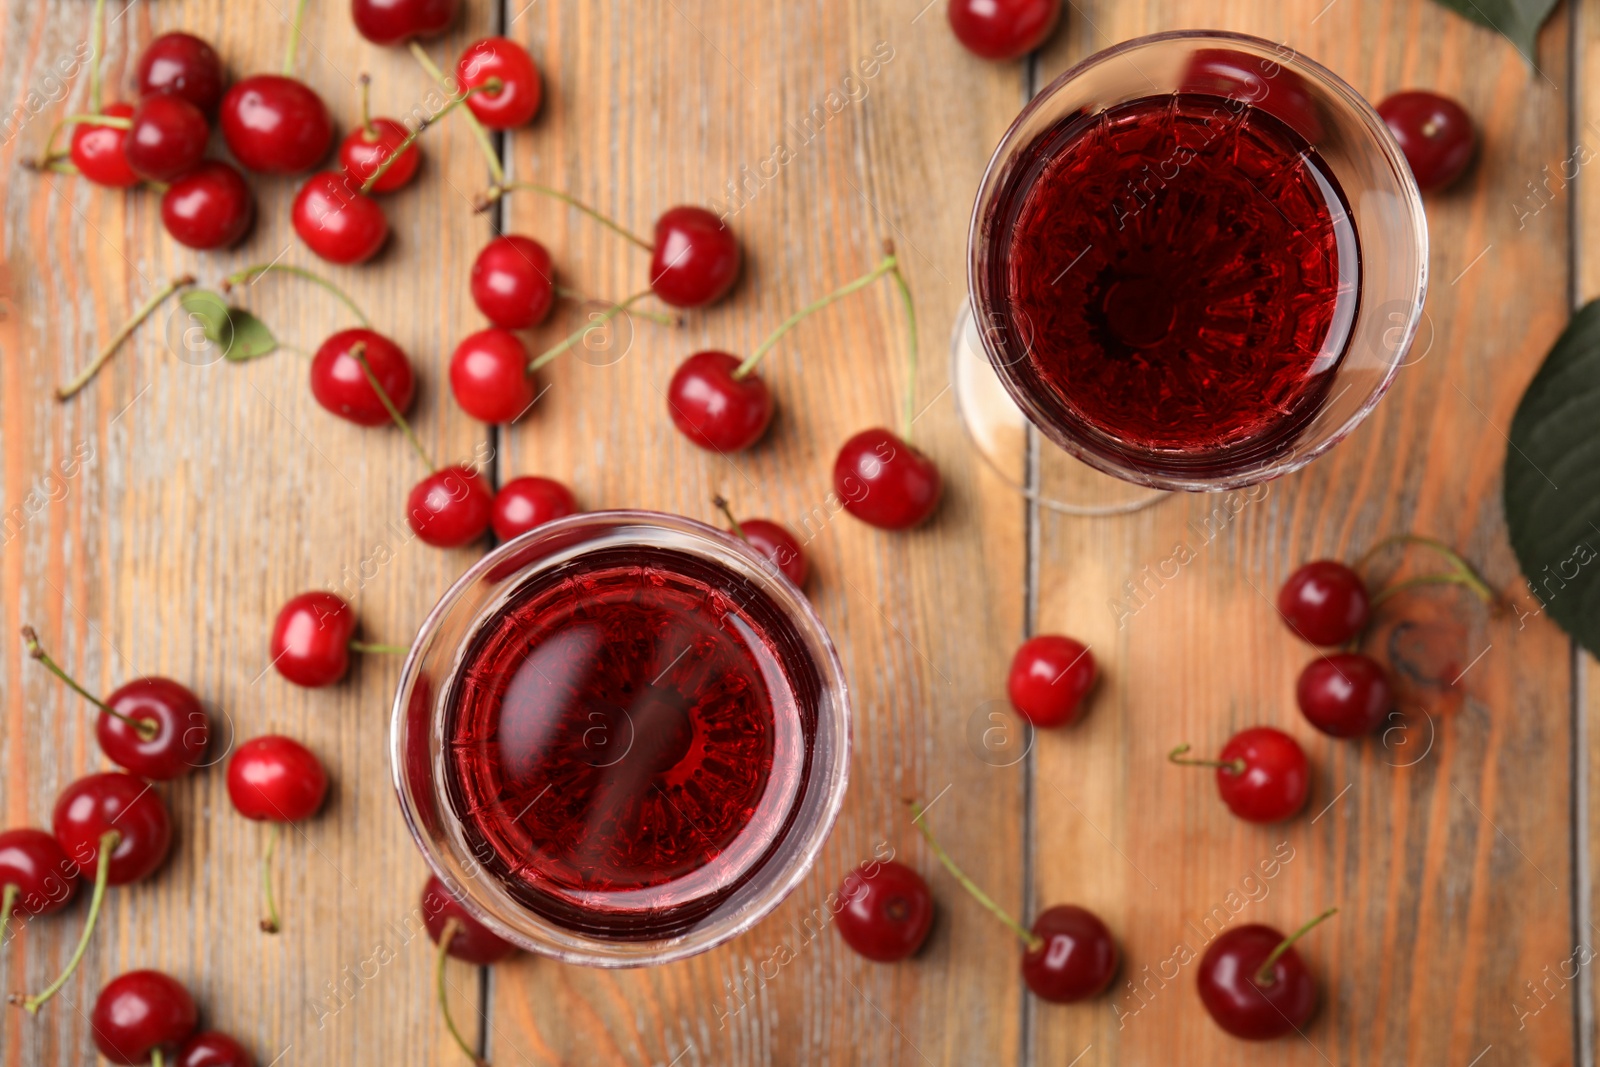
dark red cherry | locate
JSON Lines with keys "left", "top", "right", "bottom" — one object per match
{"left": 91, "top": 970, "right": 199, "bottom": 1066}
{"left": 422, "top": 875, "right": 517, "bottom": 964}
{"left": 161, "top": 161, "right": 255, "bottom": 250}
{"left": 470, "top": 235, "right": 555, "bottom": 329}
{"left": 136, "top": 32, "right": 226, "bottom": 115}
{"left": 1021, "top": 904, "right": 1119, "bottom": 1002}
{"left": 1007, "top": 634, "right": 1096, "bottom": 728}
{"left": 97, "top": 677, "right": 210, "bottom": 781}
{"left": 1378, "top": 90, "right": 1475, "bottom": 192}
{"left": 666, "top": 351, "right": 772, "bottom": 452}
{"left": 123, "top": 93, "right": 209, "bottom": 182}
{"left": 456, "top": 36, "right": 542, "bottom": 129}
{"left": 833, "top": 428, "right": 942, "bottom": 530}
{"left": 353, "top": 0, "right": 460, "bottom": 44}
{"left": 178, "top": 1031, "right": 256, "bottom": 1067}
{"left": 0, "top": 828, "right": 80, "bottom": 919}
{"left": 649, "top": 206, "right": 740, "bottom": 308}
{"left": 1181, "top": 48, "right": 1324, "bottom": 142}
{"left": 491, "top": 476, "right": 576, "bottom": 541}
{"left": 310, "top": 328, "right": 415, "bottom": 426}
{"left": 1198, "top": 921, "right": 1325, "bottom": 1039}
{"left": 292, "top": 172, "right": 389, "bottom": 264}
{"left": 70, "top": 102, "right": 140, "bottom": 188}
{"left": 835, "top": 861, "right": 934, "bottom": 962}
{"left": 227, "top": 735, "right": 328, "bottom": 823}
{"left": 270, "top": 591, "right": 356, "bottom": 688}
{"left": 740, "top": 519, "right": 808, "bottom": 587}
{"left": 53, "top": 772, "right": 172, "bottom": 885}
{"left": 1297, "top": 652, "right": 1391, "bottom": 738}
{"left": 450, "top": 328, "right": 536, "bottom": 424}
{"left": 407, "top": 466, "right": 494, "bottom": 548}
{"left": 1277, "top": 560, "right": 1370, "bottom": 646}
{"left": 339, "top": 117, "right": 420, "bottom": 194}
{"left": 1172, "top": 727, "right": 1310, "bottom": 824}
{"left": 948, "top": 0, "right": 1061, "bottom": 61}
{"left": 220, "top": 74, "right": 333, "bottom": 175}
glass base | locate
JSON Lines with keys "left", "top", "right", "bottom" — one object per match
{"left": 950, "top": 303, "right": 1169, "bottom": 516}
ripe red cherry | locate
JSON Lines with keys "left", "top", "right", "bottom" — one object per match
{"left": 666, "top": 351, "right": 772, "bottom": 452}
{"left": 835, "top": 860, "right": 934, "bottom": 962}
{"left": 457, "top": 36, "right": 542, "bottom": 128}
{"left": 422, "top": 875, "right": 517, "bottom": 964}
{"left": 408, "top": 466, "right": 494, "bottom": 547}
{"left": 491, "top": 476, "right": 576, "bottom": 541}
{"left": 470, "top": 235, "right": 555, "bottom": 329}
{"left": 70, "top": 102, "right": 140, "bottom": 187}
{"left": 161, "top": 161, "right": 255, "bottom": 250}
{"left": 178, "top": 1031, "right": 255, "bottom": 1067}
{"left": 1007, "top": 635, "right": 1096, "bottom": 727}
{"left": 1022, "top": 904, "right": 1119, "bottom": 1002}
{"left": 339, "top": 117, "right": 421, "bottom": 194}
{"left": 0, "top": 828, "right": 79, "bottom": 919}
{"left": 53, "top": 772, "right": 173, "bottom": 885}
{"left": 137, "top": 32, "right": 226, "bottom": 115}
{"left": 650, "top": 206, "right": 740, "bottom": 308}
{"left": 270, "top": 591, "right": 356, "bottom": 688}
{"left": 353, "top": 0, "right": 460, "bottom": 44}
{"left": 741, "top": 520, "right": 808, "bottom": 587}
{"left": 1198, "top": 910, "right": 1337, "bottom": 1039}
{"left": 948, "top": 0, "right": 1061, "bottom": 60}
{"left": 834, "top": 428, "right": 943, "bottom": 530}
{"left": 123, "top": 93, "right": 209, "bottom": 182}
{"left": 96, "top": 677, "right": 211, "bottom": 781}
{"left": 450, "top": 328, "right": 536, "bottom": 424}
{"left": 1378, "top": 90, "right": 1475, "bottom": 192}
{"left": 220, "top": 75, "right": 333, "bottom": 174}
{"left": 91, "top": 970, "right": 198, "bottom": 1066}
{"left": 292, "top": 172, "right": 389, "bottom": 264}
{"left": 227, "top": 736, "right": 328, "bottom": 823}
{"left": 310, "top": 328, "right": 416, "bottom": 426}
{"left": 1297, "top": 652, "right": 1391, "bottom": 738}
{"left": 1277, "top": 560, "right": 1370, "bottom": 646}
{"left": 1171, "top": 727, "right": 1310, "bottom": 824}
{"left": 1182, "top": 48, "right": 1323, "bottom": 142}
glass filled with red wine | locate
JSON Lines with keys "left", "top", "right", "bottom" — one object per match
{"left": 956, "top": 30, "right": 1427, "bottom": 510}
{"left": 391, "top": 512, "right": 850, "bottom": 966}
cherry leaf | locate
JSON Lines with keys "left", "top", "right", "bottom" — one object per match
{"left": 1427, "top": 0, "right": 1558, "bottom": 59}
{"left": 176, "top": 289, "right": 276, "bottom": 362}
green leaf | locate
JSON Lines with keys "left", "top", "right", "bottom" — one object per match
{"left": 221, "top": 308, "right": 276, "bottom": 361}
{"left": 1427, "top": 0, "right": 1559, "bottom": 59}
{"left": 1504, "top": 299, "right": 1600, "bottom": 657}
{"left": 176, "top": 289, "right": 276, "bottom": 362}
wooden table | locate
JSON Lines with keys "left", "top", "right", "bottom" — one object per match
{"left": 1, "top": 0, "right": 1593, "bottom": 1063}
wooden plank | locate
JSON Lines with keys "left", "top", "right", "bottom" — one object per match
{"left": 1578, "top": 0, "right": 1600, "bottom": 1059}
{"left": 1029, "top": 4, "right": 1577, "bottom": 1065}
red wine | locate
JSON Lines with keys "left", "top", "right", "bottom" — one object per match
{"left": 444, "top": 545, "right": 818, "bottom": 939}
{"left": 981, "top": 93, "right": 1360, "bottom": 473}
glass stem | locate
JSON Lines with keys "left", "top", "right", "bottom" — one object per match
{"left": 21, "top": 830, "right": 118, "bottom": 1014}
{"left": 57, "top": 275, "right": 195, "bottom": 399}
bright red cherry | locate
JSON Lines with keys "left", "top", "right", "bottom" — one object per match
{"left": 948, "top": 0, "right": 1061, "bottom": 60}
{"left": 1297, "top": 653, "right": 1391, "bottom": 738}
{"left": 491, "top": 476, "right": 576, "bottom": 541}
{"left": 1378, "top": 90, "right": 1475, "bottom": 192}
{"left": 353, "top": 0, "right": 460, "bottom": 44}
{"left": 53, "top": 772, "right": 173, "bottom": 885}
{"left": 456, "top": 36, "right": 542, "bottom": 128}
{"left": 137, "top": 32, "right": 226, "bottom": 115}
{"left": 227, "top": 735, "right": 328, "bottom": 823}
{"left": 422, "top": 875, "right": 517, "bottom": 964}
{"left": 161, "top": 161, "right": 255, "bottom": 250}
{"left": 834, "top": 428, "right": 942, "bottom": 530}
{"left": 666, "top": 351, "right": 772, "bottom": 452}
{"left": 220, "top": 74, "right": 333, "bottom": 174}
{"left": 91, "top": 970, "right": 198, "bottom": 1066}
{"left": 408, "top": 466, "right": 494, "bottom": 548}
{"left": 450, "top": 328, "right": 536, "bottom": 424}
{"left": 0, "top": 828, "right": 79, "bottom": 920}
{"left": 1022, "top": 904, "right": 1119, "bottom": 1002}
{"left": 1277, "top": 560, "right": 1370, "bottom": 646}
{"left": 835, "top": 861, "right": 934, "bottom": 962}
{"left": 712, "top": 495, "right": 807, "bottom": 587}
{"left": 470, "top": 235, "right": 555, "bottom": 329}
{"left": 270, "top": 591, "right": 357, "bottom": 688}
{"left": 123, "top": 93, "right": 209, "bottom": 182}
{"left": 70, "top": 102, "right": 140, "bottom": 187}
{"left": 178, "top": 1031, "right": 256, "bottom": 1067}
{"left": 649, "top": 206, "right": 740, "bottom": 308}
{"left": 1007, "top": 634, "right": 1096, "bottom": 728}
{"left": 310, "top": 328, "right": 416, "bottom": 426}
{"left": 292, "top": 172, "right": 389, "bottom": 264}
{"left": 1171, "top": 727, "right": 1310, "bottom": 824}
{"left": 340, "top": 117, "right": 421, "bottom": 194}
{"left": 1198, "top": 910, "right": 1336, "bottom": 1039}
{"left": 1181, "top": 48, "right": 1323, "bottom": 142}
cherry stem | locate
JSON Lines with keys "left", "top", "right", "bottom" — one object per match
{"left": 350, "top": 341, "right": 435, "bottom": 471}
{"left": 359, "top": 82, "right": 499, "bottom": 195}
{"left": 89, "top": 0, "right": 105, "bottom": 114}
{"left": 57, "top": 274, "right": 194, "bottom": 400}
{"left": 21, "top": 625, "right": 157, "bottom": 740}
{"left": 259, "top": 822, "right": 281, "bottom": 934}
{"left": 282, "top": 0, "right": 310, "bottom": 75}
{"left": 1370, "top": 572, "right": 1494, "bottom": 610}
{"left": 152, "top": 1052, "right": 166, "bottom": 1067}
{"left": 474, "top": 183, "right": 653, "bottom": 251}
{"left": 887, "top": 249, "right": 919, "bottom": 439}
{"left": 409, "top": 41, "right": 504, "bottom": 187}
{"left": 909, "top": 801, "right": 1043, "bottom": 952}
{"left": 222, "top": 264, "right": 369, "bottom": 326}
{"left": 25, "top": 157, "right": 82, "bottom": 176}
{"left": 0, "top": 885, "right": 16, "bottom": 948}
{"left": 1254, "top": 906, "right": 1338, "bottom": 986}
{"left": 436, "top": 918, "right": 489, "bottom": 1066}
{"left": 711, "top": 495, "right": 747, "bottom": 541}
{"left": 528, "top": 290, "right": 653, "bottom": 372}
{"left": 732, "top": 251, "right": 899, "bottom": 380}
{"left": 554, "top": 286, "right": 680, "bottom": 326}
{"left": 358, "top": 73, "right": 375, "bottom": 136}
{"left": 349, "top": 640, "right": 409, "bottom": 655}
{"left": 20, "top": 830, "right": 118, "bottom": 1014}
{"left": 1167, "top": 743, "right": 1246, "bottom": 776}
{"left": 1357, "top": 535, "right": 1498, "bottom": 608}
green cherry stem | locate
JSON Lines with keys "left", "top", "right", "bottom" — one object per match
{"left": 732, "top": 250, "right": 899, "bottom": 380}
{"left": 152, "top": 1051, "right": 166, "bottom": 1067}
{"left": 348, "top": 640, "right": 409, "bottom": 654}
{"left": 887, "top": 251, "right": 919, "bottom": 439}
{"left": 553, "top": 286, "right": 679, "bottom": 327}
{"left": 282, "top": 0, "right": 310, "bottom": 75}
{"left": 909, "top": 800, "right": 1043, "bottom": 952}
{"left": 21, "top": 625, "right": 156, "bottom": 739}
{"left": 89, "top": 0, "right": 106, "bottom": 113}
{"left": 1369, "top": 573, "right": 1495, "bottom": 610}
{"left": 436, "top": 918, "right": 488, "bottom": 1066}
{"left": 1356, "top": 534, "right": 1497, "bottom": 603}
{"left": 222, "top": 264, "right": 369, "bottom": 326}
{"left": 259, "top": 823, "right": 281, "bottom": 934}
{"left": 528, "top": 290, "right": 653, "bottom": 372}
{"left": 409, "top": 41, "right": 504, "bottom": 186}
{"left": 351, "top": 342, "right": 435, "bottom": 472}
{"left": 1254, "top": 907, "right": 1338, "bottom": 986}
{"left": 19, "top": 830, "right": 118, "bottom": 1014}
{"left": 473, "top": 182, "right": 653, "bottom": 251}
{"left": 358, "top": 73, "right": 376, "bottom": 136}
{"left": 57, "top": 274, "right": 195, "bottom": 400}
{"left": 1168, "top": 743, "right": 1246, "bottom": 776}
{"left": 0, "top": 885, "right": 17, "bottom": 948}
{"left": 711, "top": 495, "right": 747, "bottom": 541}
{"left": 358, "top": 81, "right": 499, "bottom": 195}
